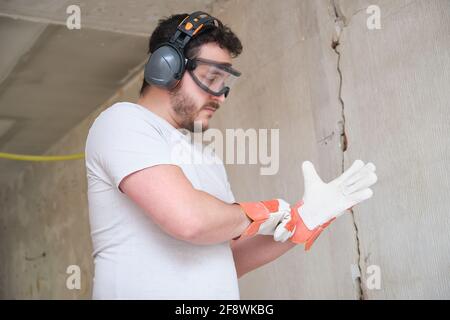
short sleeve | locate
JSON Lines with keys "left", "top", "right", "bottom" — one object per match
{"left": 86, "top": 106, "right": 176, "bottom": 191}
{"left": 226, "top": 180, "right": 236, "bottom": 203}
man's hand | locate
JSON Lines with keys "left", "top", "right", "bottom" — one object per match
{"left": 237, "top": 199, "right": 293, "bottom": 238}
{"left": 274, "top": 160, "right": 377, "bottom": 250}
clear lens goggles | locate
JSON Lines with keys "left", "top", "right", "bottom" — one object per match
{"left": 186, "top": 58, "right": 241, "bottom": 98}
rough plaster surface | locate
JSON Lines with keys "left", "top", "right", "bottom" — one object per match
{"left": 0, "top": 72, "right": 144, "bottom": 299}
{"left": 0, "top": 0, "right": 216, "bottom": 36}
{"left": 211, "top": 0, "right": 361, "bottom": 299}
{"left": 0, "top": 16, "right": 148, "bottom": 187}
{"left": 210, "top": 0, "right": 450, "bottom": 299}
{"left": 1, "top": 0, "right": 449, "bottom": 299}
{"left": 338, "top": 0, "right": 450, "bottom": 299}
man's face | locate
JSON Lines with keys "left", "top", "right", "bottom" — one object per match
{"left": 169, "top": 42, "right": 232, "bottom": 132}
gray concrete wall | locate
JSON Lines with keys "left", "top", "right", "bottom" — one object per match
{"left": 0, "top": 72, "right": 144, "bottom": 299}
{"left": 338, "top": 0, "right": 450, "bottom": 299}
{"left": 210, "top": 0, "right": 450, "bottom": 299}
{"left": 0, "top": 16, "right": 148, "bottom": 186}
{"left": 1, "top": 0, "right": 449, "bottom": 299}
{"left": 0, "top": 0, "right": 216, "bottom": 36}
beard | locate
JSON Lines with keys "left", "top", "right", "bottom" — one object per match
{"left": 169, "top": 86, "right": 219, "bottom": 132}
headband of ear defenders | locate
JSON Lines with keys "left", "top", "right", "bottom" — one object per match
{"left": 170, "top": 11, "right": 222, "bottom": 50}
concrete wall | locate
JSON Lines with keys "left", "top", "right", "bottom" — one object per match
{"left": 209, "top": 0, "right": 450, "bottom": 299}
{"left": 0, "top": 16, "right": 148, "bottom": 186}
{"left": 0, "top": 72, "right": 144, "bottom": 299}
{"left": 1, "top": 0, "right": 449, "bottom": 299}
{"left": 0, "top": 0, "right": 216, "bottom": 36}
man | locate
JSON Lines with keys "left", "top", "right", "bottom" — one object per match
{"left": 85, "top": 12, "right": 377, "bottom": 299}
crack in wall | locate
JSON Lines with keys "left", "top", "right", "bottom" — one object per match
{"left": 24, "top": 251, "right": 46, "bottom": 261}
{"left": 331, "top": 0, "right": 366, "bottom": 300}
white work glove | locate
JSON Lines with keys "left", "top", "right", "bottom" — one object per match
{"left": 274, "top": 160, "right": 377, "bottom": 249}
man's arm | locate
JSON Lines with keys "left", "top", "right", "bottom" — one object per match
{"left": 120, "top": 164, "right": 252, "bottom": 245}
{"left": 230, "top": 235, "right": 296, "bottom": 278}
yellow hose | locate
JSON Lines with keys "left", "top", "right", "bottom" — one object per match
{"left": 0, "top": 152, "right": 85, "bottom": 162}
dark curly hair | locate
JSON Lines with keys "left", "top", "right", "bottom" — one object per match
{"left": 140, "top": 13, "right": 243, "bottom": 95}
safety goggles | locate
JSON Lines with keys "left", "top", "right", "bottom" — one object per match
{"left": 186, "top": 58, "right": 241, "bottom": 98}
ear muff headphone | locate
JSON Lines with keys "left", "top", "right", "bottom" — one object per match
{"left": 144, "top": 11, "right": 221, "bottom": 90}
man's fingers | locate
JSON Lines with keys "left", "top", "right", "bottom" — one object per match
{"left": 344, "top": 172, "right": 378, "bottom": 195}
{"left": 273, "top": 220, "right": 293, "bottom": 242}
{"left": 348, "top": 188, "right": 373, "bottom": 203}
{"left": 277, "top": 230, "right": 292, "bottom": 242}
{"left": 343, "top": 162, "right": 376, "bottom": 187}
{"left": 302, "top": 161, "right": 323, "bottom": 188}
{"left": 334, "top": 160, "right": 365, "bottom": 185}
{"left": 366, "top": 162, "right": 376, "bottom": 172}
{"left": 273, "top": 225, "right": 287, "bottom": 241}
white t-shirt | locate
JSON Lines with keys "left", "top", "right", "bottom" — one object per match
{"left": 85, "top": 102, "right": 240, "bottom": 299}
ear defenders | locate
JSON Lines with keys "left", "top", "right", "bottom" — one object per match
{"left": 144, "top": 11, "right": 221, "bottom": 90}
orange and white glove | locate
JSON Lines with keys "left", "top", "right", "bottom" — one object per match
{"left": 274, "top": 160, "right": 377, "bottom": 250}
{"left": 236, "top": 199, "right": 293, "bottom": 238}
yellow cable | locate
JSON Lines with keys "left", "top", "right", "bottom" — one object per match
{"left": 0, "top": 152, "right": 85, "bottom": 162}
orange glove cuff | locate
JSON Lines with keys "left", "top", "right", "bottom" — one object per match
{"left": 237, "top": 199, "right": 284, "bottom": 238}
{"left": 289, "top": 201, "right": 336, "bottom": 251}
